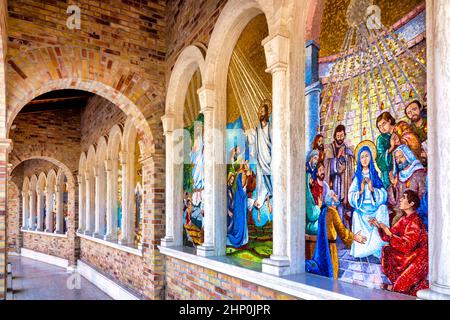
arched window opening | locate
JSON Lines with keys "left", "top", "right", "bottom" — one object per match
{"left": 225, "top": 14, "right": 273, "bottom": 264}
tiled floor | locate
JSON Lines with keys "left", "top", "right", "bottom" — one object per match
{"left": 7, "top": 255, "right": 112, "bottom": 300}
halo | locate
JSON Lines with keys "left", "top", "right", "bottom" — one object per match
{"left": 355, "top": 140, "right": 377, "bottom": 160}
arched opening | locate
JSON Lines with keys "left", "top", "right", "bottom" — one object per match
{"left": 225, "top": 14, "right": 273, "bottom": 264}
{"left": 182, "top": 69, "right": 204, "bottom": 248}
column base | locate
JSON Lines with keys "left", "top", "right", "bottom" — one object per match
{"left": 160, "top": 236, "right": 175, "bottom": 248}
{"left": 84, "top": 230, "right": 93, "bottom": 236}
{"left": 92, "top": 232, "right": 105, "bottom": 239}
{"left": 55, "top": 230, "right": 64, "bottom": 235}
{"left": 118, "top": 239, "right": 132, "bottom": 246}
{"left": 196, "top": 243, "right": 216, "bottom": 257}
{"left": 418, "top": 284, "right": 450, "bottom": 300}
{"left": 262, "top": 256, "right": 291, "bottom": 276}
{"left": 103, "top": 234, "right": 118, "bottom": 242}
{"left": 44, "top": 229, "right": 53, "bottom": 233}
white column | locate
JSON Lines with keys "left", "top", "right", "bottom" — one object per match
{"left": 196, "top": 105, "right": 215, "bottom": 256}
{"left": 160, "top": 114, "right": 180, "bottom": 247}
{"left": 56, "top": 185, "right": 64, "bottom": 234}
{"left": 21, "top": 191, "right": 29, "bottom": 230}
{"left": 119, "top": 151, "right": 130, "bottom": 245}
{"left": 36, "top": 190, "right": 44, "bottom": 231}
{"left": 77, "top": 175, "right": 85, "bottom": 233}
{"left": 197, "top": 87, "right": 227, "bottom": 257}
{"left": 45, "top": 187, "right": 54, "bottom": 233}
{"left": 28, "top": 190, "right": 35, "bottom": 230}
{"left": 93, "top": 166, "right": 106, "bottom": 238}
{"left": 104, "top": 159, "right": 118, "bottom": 241}
{"left": 261, "top": 34, "right": 291, "bottom": 276}
{"left": 128, "top": 151, "right": 136, "bottom": 245}
{"left": 417, "top": 0, "right": 450, "bottom": 300}
{"left": 84, "top": 175, "right": 94, "bottom": 235}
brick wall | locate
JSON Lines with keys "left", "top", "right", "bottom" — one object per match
{"left": 6, "top": 181, "right": 20, "bottom": 253}
{"left": 165, "top": 0, "right": 227, "bottom": 75}
{"left": 80, "top": 238, "right": 145, "bottom": 297}
{"left": 165, "top": 257, "right": 297, "bottom": 300}
{"left": 9, "top": 108, "right": 81, "bottom": 172}
{"left": 6, "top": 0, "right": 167, "bottom": 150}
{"left": 22, "top": 233, "right": 72, "bottom": 260}
{"left": 80, "top": 95, "right": 127, "bottom": 152}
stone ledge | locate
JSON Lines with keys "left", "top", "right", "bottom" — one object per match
{"left": 20, "top": 248, "right": 69, "bottom": 269}
{"left": 159, "top": 246, "right": 415, "bottom": 301}
{"left": 22, "top": 229, "right": 68, "bottom": 239}
{"left": 77, "top": 233, "right": 143, "bottom": 257}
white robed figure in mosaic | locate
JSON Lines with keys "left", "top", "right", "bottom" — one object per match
{"left": 349, "top": 141, "right": 389, "bottom": 259}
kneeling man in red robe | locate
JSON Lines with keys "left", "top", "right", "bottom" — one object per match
{"left": 370, "top": 190, "right": 429, "bottom": 296}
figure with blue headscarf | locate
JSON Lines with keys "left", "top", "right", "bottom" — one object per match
{"left": 349, "top": 141, "right": 390, "bottom": 259}
{"left": 388, "top": 144, "right": 427, "bottom": 226}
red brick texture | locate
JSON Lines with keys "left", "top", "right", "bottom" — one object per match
{"left": 165, "top": 257, "right": 296, "bottom": 300}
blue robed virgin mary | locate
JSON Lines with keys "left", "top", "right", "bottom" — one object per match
{"left": 227, "top": 171, "right": 249, "bottom": 248}
{"left": 349, "top": 145, "right": 389, "bottom": 259}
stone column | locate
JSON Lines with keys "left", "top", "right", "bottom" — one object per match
{"left": 44, "top": 187, "right": 54, "bottom": 233}
{"left": 36, "top": 190, "right": 44, "bottom": 231}
{"left": 104, "top": 159, "right": 118, "bottom": 241}
{"left": 55, "top": 185, "right": 64, "bottom": 234}
{"left": 161, "top": 114, "right": 184, "bottom": 247}
{"left": 261, "top": 34, "right": 291, "bottom": 276}
{"left": 84, "top": 175, "right": 93, "bottom": 235}
{"left": 417, "top": 0, "right": 450, "bottom": 300}
{"left": 93, "top": 165, "right": 106, "bottom": 238}
{"left": 21, "top": 191, "right": 29, "bottom": 230}
{"left": 28, "top": 190, "right": 35, "bottom": 230}
{"left": 77, "top": 175, "right": 85, "bottom": 233}
{"left": 119, "top": 151, "right": 130, "bottom": 245}
{"left": 197, "top": 88, "right": 225, "bottom": 257}
{"left": 305, "top": 40, "right": 323, "bottom": 152}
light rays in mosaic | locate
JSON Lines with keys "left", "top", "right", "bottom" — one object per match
{"left": 321, "top": 3, "right": 427, "bottom": 145}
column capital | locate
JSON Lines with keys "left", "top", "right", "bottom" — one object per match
{"left": 0, "top": 138, "right": 13, "bottom": 153}
{"left": 104, "top": 159, "right": 114, "bottom": 172}
{"left": 161, "top": 113, "right": 175, "bottom": 135}
{"left": 198, "top": 86, "right": 216, "bottom": 113}
{"left": 119, "top": 151, "right": 128, "bottom": 165}
{"left": 262, "top": 33, "right": 289, "bottom": 73}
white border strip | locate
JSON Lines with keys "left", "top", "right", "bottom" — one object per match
{"left": 20, "top": 248, "right": 69, "bottom": 269}
{"left": 160, "top": 246, "right": 414, "bottom": 301}
{"left": 77, "top": 233, "right": 143, "bottom": 257}
{"left": 77, "top": 260, "right": 140, "bottom": 300}
{"left": 22, "top": 229, "right": 68, "bottom": 239}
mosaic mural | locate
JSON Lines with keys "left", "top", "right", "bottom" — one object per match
{"left": 305, "top": 0, "right": 428, "bottom": 296}
{"left": 225, "top": 15, "right": 273, "bottom": 263}
{"left": 182, "top": 70, "right": 205, "bottom": 248}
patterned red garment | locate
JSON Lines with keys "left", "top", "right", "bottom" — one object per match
{"left": 379, "top": 212, "right": 429, "bottom": 296}
{"left": 310, "top": 180, "right": 324, "bottom": 206}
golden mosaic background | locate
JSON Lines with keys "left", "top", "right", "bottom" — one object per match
{"left": 319, "top": 0, "right": 424, "bottom": 57}
{"left": 227, "top": 14, "right": 271, "bottom": 127}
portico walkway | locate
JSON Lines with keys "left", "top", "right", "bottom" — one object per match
{"left": 7, "top": 255, "right": 112, "bottom": 300}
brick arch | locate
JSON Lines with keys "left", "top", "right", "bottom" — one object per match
{"left": 6, "top": 45, "right": 164, "bottom": 156}
{"left": 10, "top": 156, "right": 75, "bottom": 190}
{"left": 10, "top": 156, "right": 79, "bottom": 263}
